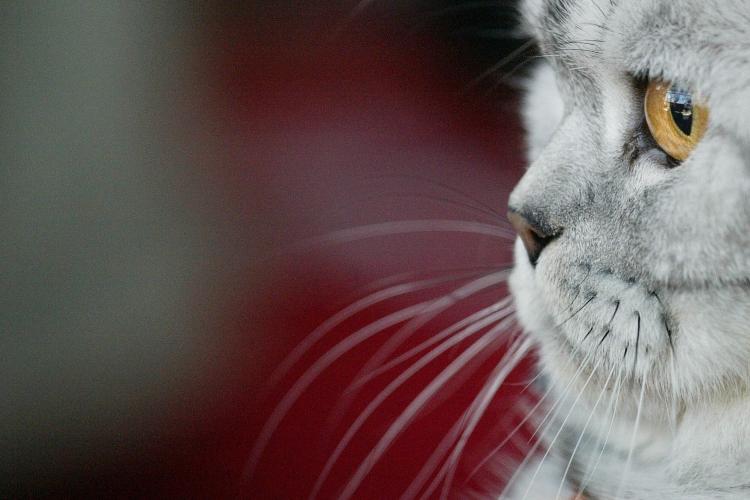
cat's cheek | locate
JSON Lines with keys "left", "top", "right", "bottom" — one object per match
{"left": 665, "top": 289, "right": 750, "bottom": 399}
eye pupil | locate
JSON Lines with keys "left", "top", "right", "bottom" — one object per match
{"left": 644, "top": 79, "right": 708, "bottom": 163}
{"left": 667, "top": 86, "right": 693, "bottom": 136}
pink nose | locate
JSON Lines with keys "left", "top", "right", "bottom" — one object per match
{"left": 507, "top": 209, "right": 559, "bottom": 266}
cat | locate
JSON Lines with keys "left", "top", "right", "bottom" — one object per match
{"left": 506, "top": 0, "right": 750, "bottom": 498}
{"left": 247, "top": 0, "right": 750, "bottom": 497}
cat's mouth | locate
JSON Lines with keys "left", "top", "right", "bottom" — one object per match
{"left": 510, "top": 238, "right": 675, "bottom": 381}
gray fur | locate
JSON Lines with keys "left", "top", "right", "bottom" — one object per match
{"left": 507, "top": 0, "right": 750, "bottom": 498}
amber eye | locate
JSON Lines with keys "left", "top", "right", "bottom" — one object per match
{"left": 644, "top": 80, "right": 709, "bottom": 162}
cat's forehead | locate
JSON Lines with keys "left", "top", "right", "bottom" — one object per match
{"left": 522, "top": 0, "right": 750, "bottom": 134}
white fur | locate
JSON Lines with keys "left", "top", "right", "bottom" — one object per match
{"left": 506, "top": 0, "right": 750, "bottom": 498}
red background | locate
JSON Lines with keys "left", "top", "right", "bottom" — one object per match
{"left": 24, "top": 4, "right": 536, "bottom": 498}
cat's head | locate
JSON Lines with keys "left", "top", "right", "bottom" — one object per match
{"left": 508, "top": 0, "right": 750, "bottom": 413}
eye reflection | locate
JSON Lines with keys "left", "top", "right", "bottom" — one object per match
{"left": 667, "top": 87, "right": 693, "bottom": 136}
{"left": 644, "top": 80, "right": 709, "bottom": 162}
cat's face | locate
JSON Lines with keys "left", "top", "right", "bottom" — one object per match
{"left": 509, "top": 0, "right": 750, "bottom": 412}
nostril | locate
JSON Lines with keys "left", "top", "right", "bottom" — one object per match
{"left": 507, "top": 209, "right": 560, "bottom": 266}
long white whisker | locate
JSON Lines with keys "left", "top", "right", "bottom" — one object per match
{"left": 349, "top": 296, "right": 513, "bottom": 392}
{"left": 337, "top": 316, "right": 514, "bottom": 500}
{"left": 520, "top": 357, "right": 603, "bottom": 500}
{"left": 528, "top": 350, "right": 591, "bottom": 444}
{"left": 498, "top": 349, "right": 595, "bottom": 499}
{"left": 268, "top": 275, "right": 470, "bottom": 389}
{"left": 616, "top": 372, "right": 648, "bottom": 498}
{"left": 354, "top": 266, "right": 508, "bottom": 302}
{"left": 435, "top": 336, "right": 534, "bottom": 500}
{"left": 356, "top": 272, "right": 510, "bottom": 378}
{"left": 498, "top": 424, "right": 544, "bottom": 498}
{"left": 554, "top": 363, "right": 615, "bottom": 500}
{"left": 464, "top": 343, "right": 576, "bottom": 484}
{"left": 668, "top": 343, "right": 679, "bottom": 439}
{"left": 365, "top": 174, "right": 509, "bottom": 220}
{"left": 466, "top": 39, "right": 537, "bottom": 89}
{"left": 404, "top": 403, "right": 473, "bottom": 500}
{"left": 366, "top": 191, "right": 503, "bottom": 222}
{"left": 246, "top": 300, "right": 433, "bottom": 480}
{"left": 404, "top": 325, "right": 523, "bottom": 500}
{"left": 576, "top": 363, "right": 625, "bottom": 496}
{"left": 412, "top": 412, "right": 469, "bottom": 500}
{"left": 414, "top": 332, "right": 525, "bottom": 500}
{"left": 308, "top": 304, "right": 515, "bottom": 499}
{"left": 293, "top": 219, "right": 515, "bottom": 251}
{"left": 463, "top": 377, "right": 552, "bottom": 484}
{"left": 329, "top": 272, "right": 510, "bottom": 425}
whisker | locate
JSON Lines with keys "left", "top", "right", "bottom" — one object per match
{"left": 435, "top": 336, "right": 534, "bottom": 499}
{"left": 246, "top": 300, "right": 435, "bottom": 480}
{"left": 337, "top": 316, "right": 515, "bottom": 500}
{"left": 483, "top": 59, "right": 537, "bottom": 96}
{"left": 633, "top": 312, "right": 641, "bottom": 377}
{"left": 557, "top": 38, "right": 605, "bottom": 48}
{"left": 403, "top": 401, "right": 474, "bottom": 500}
{"left": 668, "top": 339, "right": 680, "bottom": 437}
{"left": 498, "top": 349, "right": 595, "bottom": 498}
{"left": 348, "top": 296, "right": 512, "bottom": 392}
{"left": 309, "top": 305, "right": 516, "bottom": 499}
{"left": 463, "top": 347, "right": 572, "bottom": 484}
{"left": 664, "top": 317, "right": 675, "bottom": 353}
{"left": 356, "top": 265, "right": 510, "bottom": 296}
{"left": 501, "top": 369, "right": 545, "bottom": 389}
{"left": 498, "top": 424, "right": 545, "bottom": 498}
{"left": 520, "top": 357, "right": 603, "bottom": 500}
{"left": 350, "top": 271, "right": 511, "bottom": 386}
{"left": 484, "top": 52, "right": 540, "bottom": 95}
{"left": 414, "top": 382, "right": 544, "bottom": 500}
{"left": 616, "top": 372, "right": 648, "bottom": 498}
{"left": 366, "top": 174, "right": 508, "bottom": 220}
{"left": 327, "top": 272, "right": 511, "bottom": 429}
{"left": 290, "top": 219, "right": 515, "bottom": 254}
{"left": 451, "top": 27, "right": 523, "bottom": 40}
{"left": 582, "top": 325, "right": 595, "bottom": 342}
{"left": 576, "top": 363, "right": 625, "bottom": 496}
{"left": 367, "top": 191, "right": 506, "bottom": 222}
{"left": 326, "top": 300, "right": 508, "bottom": 432}
{"left": 651, "top": 291, "right": 675, "bottom": 353}
{"left": 330, "top": 0, "right": 377, "bottom": 38}
{"left": 406, "top": 331, "right": 526, "bottom": 500}
{"left": 554, "top": 364, "right": 616, "bottom": 500}
{"left": 466, "top": 39, "right": 537, "bottom": 90}
{"left": 268, "top": 273, "right": 490, "bottom": 390}
{"left": 608, "top": 300, "right": 620, "bottom": 324}
{"left": 597, "top": 328, "right": 611, "bottom": 346}
{"left": 528, "top": 349, "right": 593, "bottom": 444}
{"left": 557, "top": 293, "right": 596, "bottom": 328}
{"left": 566, "top": 267, "right": 592, "bottom": 311}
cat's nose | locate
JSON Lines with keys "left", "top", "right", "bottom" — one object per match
{"left": 507, "top": 208, "right": 560, "bottom": 266}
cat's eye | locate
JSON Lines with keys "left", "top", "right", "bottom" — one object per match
{"left": 644, "top": 80, "right": 708, "bottom": 162}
